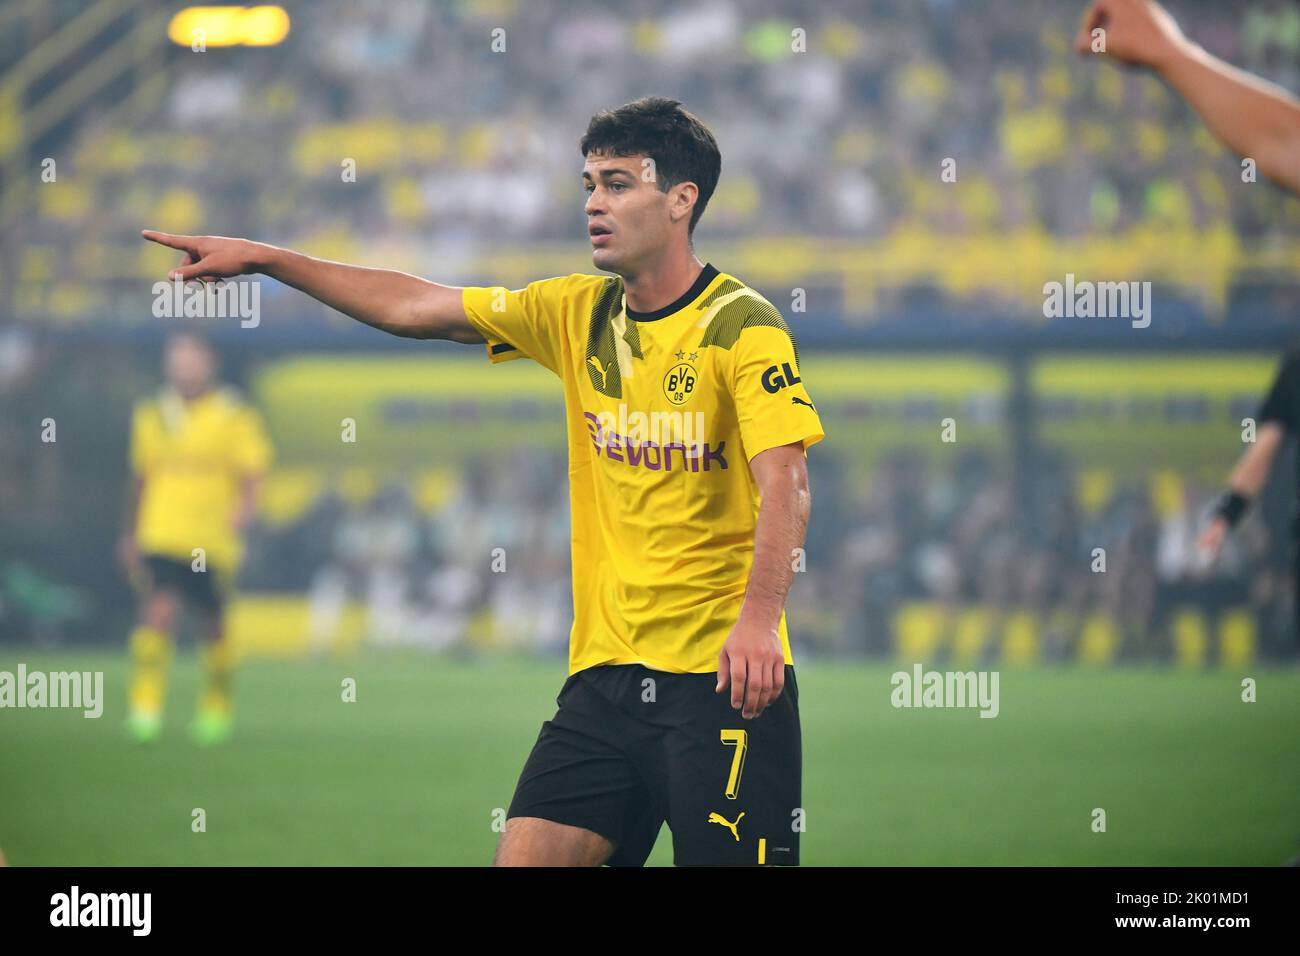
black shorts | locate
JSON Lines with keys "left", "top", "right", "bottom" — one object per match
{"left": 506, "top": 662, "right": 802, "bottom": 866}
{"left": 142, "top": 554, "right": 228, "bottom": 613}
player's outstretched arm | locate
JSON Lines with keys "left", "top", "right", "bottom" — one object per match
{"left": 141, "top": 230, "right": 486, "bottom": 342}
{"left": 1074, "top": 0, "right": 1300, "bottom": 194}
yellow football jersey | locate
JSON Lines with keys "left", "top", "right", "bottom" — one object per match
{"left": 130, "top": 387, "right": 273, "bottom": 571}
{"left": 462, "top": 263, "right": 825, "bottom": 674}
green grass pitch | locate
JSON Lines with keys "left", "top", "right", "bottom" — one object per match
{"left": 2, "top": 652, "right": 1297, "bottom": 865}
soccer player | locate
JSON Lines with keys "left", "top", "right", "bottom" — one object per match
{"left": 1199, "top": 350, "right": 1299, "bottom": 642}
{"left": 1074, "top": 0, "right": 1300, "bottom": 194}
{"left": 119, "top": 331, "right": 272, "bottom": 744}
{"left": 142, "top": 96, "right": 823, "bottom": 865}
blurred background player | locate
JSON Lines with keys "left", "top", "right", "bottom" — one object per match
{"left": 1076, "top": 0, "right": 1300, "bottom": 193}
{"left": 1199, "top": 350, "right": 1300, "bottom": 642}
{"left": 118, "top": 331, "right": 272, "bottom": 744}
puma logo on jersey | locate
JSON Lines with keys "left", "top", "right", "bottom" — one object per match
{"left": 588, "top": 356, "right": 611, "bottom": 390}
{"left": 707, "top": 811, "right": 745, "bottom": 841}
{"left": 791, "top": 396, "right": 816, "bottom": 412}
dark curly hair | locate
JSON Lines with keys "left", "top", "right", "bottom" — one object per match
{"left": 579, "top": 96, "right": 722, "bottom": 237}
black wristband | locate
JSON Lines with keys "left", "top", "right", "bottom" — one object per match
{"left": 1215, "top": 490, "right": 1249, "bottom": 528}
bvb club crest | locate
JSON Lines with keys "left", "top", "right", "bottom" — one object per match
{"left": 663, "top": 352, "right": 699, "bottom": 406}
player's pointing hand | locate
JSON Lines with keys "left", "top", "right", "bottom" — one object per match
{"left": 1073, "top": 0, "right": 1186, "bottom": 68}
{"left": 141, "top": 230, "right": 271, "bottom": 282}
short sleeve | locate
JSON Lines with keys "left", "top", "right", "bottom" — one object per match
{"left": 730, "top": 324, "right": 825, "bottom": 462}
{"left": 1256, "top": 353, "right": 1300, "bottom": 432}
{"left": 461, "top": 276, "right": 575, "bottom": 375}
{"left": 129, "top": 402, "right": 155, "bottom": 475}
{"left": 232, "top": 405, "right": 273, "bottom": 476}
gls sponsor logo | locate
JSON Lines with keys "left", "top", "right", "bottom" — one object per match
{"left": 761, "top": 362, "right": 801, "bottom": 394}
{"left": 50, "top": 886, "right": 151, "bottom": 936}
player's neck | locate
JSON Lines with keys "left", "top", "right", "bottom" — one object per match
{"left": 621, "top": 251, "right": 706, "bottom": 315}
{"left": 172, "top": 385, "right": 213, "bottom": 405}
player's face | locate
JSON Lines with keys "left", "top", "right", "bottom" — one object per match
{"left": 164, "top": 338, "right": 215, "bottom": 399}
{"left": 583, "top": 152, "right": 675, "bottom": 274}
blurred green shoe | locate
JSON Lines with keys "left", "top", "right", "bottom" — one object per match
{"left": 189, "top": 709, "right": 232, "bottom": 746}
{"left": 126, "top": 710, "right": 162, "bottom": 743}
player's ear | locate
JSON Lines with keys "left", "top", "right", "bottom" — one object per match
{"left": 671, "top": 182, "right": 698, "bottom": 226}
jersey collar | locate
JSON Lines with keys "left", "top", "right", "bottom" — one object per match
{"left": 623, "top": 263, "right": 718, "bottom": 323}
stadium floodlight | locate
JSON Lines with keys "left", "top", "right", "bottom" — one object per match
{"left": 167, "top": 6, "right": 291, "bottom": 48}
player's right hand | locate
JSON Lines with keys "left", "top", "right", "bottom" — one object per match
{"left": 1196, "top": 516, "right": 1228, "bottom": 562}
{"left": 1073, "top": 0, "right": 1187, "bottom": 69}
{"left": 141, "top": 230, "right": 270, "bottom": 282}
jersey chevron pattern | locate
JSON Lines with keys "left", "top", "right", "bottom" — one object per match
{"left": 462, "top": 264, "right": 824, "bottom": 674}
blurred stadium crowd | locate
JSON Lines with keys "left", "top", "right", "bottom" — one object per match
{"left": 246, "top": 454, "right": 574, "bottom": 657}
{"left": 5, "top": 0, "right": 1300, "bottom": 324}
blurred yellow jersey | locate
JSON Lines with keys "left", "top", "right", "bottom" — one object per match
{"left": 462, "top": 264, "right": 825, "bottom": 674}
{"left": 130, "top": 387, "right": 273, "bottom": 571}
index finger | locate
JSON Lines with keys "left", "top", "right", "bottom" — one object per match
{"left": 141, "top": 229, "right": 195, "bottom": 251}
